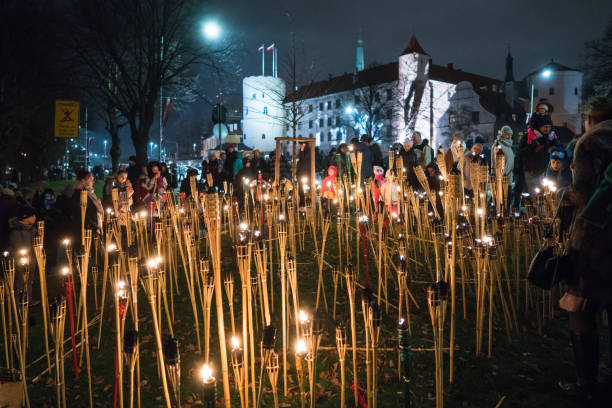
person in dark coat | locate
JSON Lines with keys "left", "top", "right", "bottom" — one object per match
{"left": 0, "top": 188, "right": 18, "bottom": 250}
{"left": 234, "top": 158, "right": 256, "bottom": 209}
{"left": 180, "top": 168, "right": 202, "bottom": 199}
{"left": 71, "top": 169, "right": 104, "bottom": 241}
{"left": 518, "top": 114, "right": 558, "bottom": 194}
{"left": 8, "top": 205, "right": 37, "bottom": 299}
{"left": 363, "top": 135, "right": 384, "bottom": 169}
{"left": 335, "top": 144, "right": 352, "bottom": 183}
{"left": 127, "top": 156, "right": 140, "bottom": 187}
{"left": 350, "top": 137, "right": 374, "bottom": 181}
{"left": 557, "top": 96, "right": 612, "bottom": 401}
{"left": 250, "top": 149, "right": 269, "bottom": 179}
{"left": 223, "top": 144, "right": 238, "bottom": 181}
{"left": 398, "top": 138, "right": 419, "bottom": 188}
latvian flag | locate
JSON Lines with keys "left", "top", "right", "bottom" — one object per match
{"left": 266, "top": 43, "right": 275, "bottom": 51}
{"left": 258, "top": 44, "right": 265, "bottom": 52}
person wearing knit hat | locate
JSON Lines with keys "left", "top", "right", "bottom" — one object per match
{"left": 519, "top": 113, "right": 559, "bottom": 194}
{"left": 541, "top": 146, "right": 572, "bottom": 188}
{"left": 492, "top": 125, "right": 516, "bottom": 184}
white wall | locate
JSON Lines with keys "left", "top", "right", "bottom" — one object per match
{"left": 525, "top": 70, "right": 583, "bottom": 133}
{"left": 242, "top": 76, "right": 286, "bottom": 152}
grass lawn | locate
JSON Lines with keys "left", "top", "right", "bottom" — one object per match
{"left": 19, "top": 215, "right": 608, "bottom": 408}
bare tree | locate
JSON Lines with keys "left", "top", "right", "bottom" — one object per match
{"left": 67, "top": 0, "right": 234, "bottom": 167}
{"left": 343, "top": 80, "right": 394, "bottom": 144}
{"left": 582, "top": 15, "right": 612, "bottom": 98}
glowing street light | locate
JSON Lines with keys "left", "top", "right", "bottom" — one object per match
{"left": 202, "top": 21, "right": 221, "bottom": 40}
{"left": 540, "top": 69, "right": 553, "bottom": 79}
{"left": 344, "top": 106, "right": 354, "bottom": 114}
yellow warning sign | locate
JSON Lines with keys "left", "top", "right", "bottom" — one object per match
{"left": 54, "top": 100, "right": 80, "bottom": 138}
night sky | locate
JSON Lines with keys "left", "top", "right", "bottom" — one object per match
{"left": 112, "top": 0, "right": 612, "bottom": 158}
{"left": 219, "top": 0, "right": 610, "bottom": 81}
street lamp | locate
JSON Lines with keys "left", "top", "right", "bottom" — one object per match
{"left": 103, "top": 140, "right": 108, "bottom": 158}
{"left": 149, "top": 141, "right": 154, "bottom": 158}
{"left": 202, "top": 21, "right": 221, "bottom": 40}
{"left": 345, "top": 106, "right": 354, "bottom": 114}
{"left": 530, "top": 68, "right": 554, "bottom": 117}
{"left": 193, "top": 143, "right": 197, "bottom": 157}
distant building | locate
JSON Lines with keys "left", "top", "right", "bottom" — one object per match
{"left": 242, "top": 76, "right": 286, "bottom": 152}
{"left": 505, "top": 56, "right": 583, "bottom": 135}
{"left": 284, "top": 36, "right": 524, "bottom": 153}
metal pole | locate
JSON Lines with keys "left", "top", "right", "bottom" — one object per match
{"left": 160, "top": 35, "right": 164, "bottom": 162}
{"left": 529, "top": 82, "right": 534, "bottom": 119}
{"left": 85, "top": 107, "right": 89, "bottom": 171}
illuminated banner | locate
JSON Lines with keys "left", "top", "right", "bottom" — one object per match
{"left": 54, "top": 100, "right": 80, "bottom": 138}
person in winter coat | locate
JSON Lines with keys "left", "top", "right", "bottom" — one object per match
{"left": 320, "top": 165, "right": 339, "bottom": 215}
{"left": 102, "top": 169, "right": 134, "bottom": 209}
{"left": 223, "top": 144, "right": 238, "bottom": 181}
{"left": 234, "top": 158, "right": 256, "bottom": 209}
{"left": 444, "top": 132, "right": 467, "bottom": 173}
{"left": 8, "top": 205, "right": 37, "bottom": 299}
{"left": 71, "top": 169, "right": 104, "bottom": 241}
{"left": 411, "top": 131, "right": 435, "bottom": 170}
{"left": 250, "top": 149, "right": 269, "bottom": 178}
{"left": 363, "top": 135, "right": 384, "bottom": 169}
{"left": 557, "top": 96, "right": 612, "bottom": 401}
{"left": 492, "top": 126, "right": 515, "bottom": 184}
{"left": 142, "top": 162, "right": 168, "bottom": 206}
{"left": 380, "top": 170, "right": 399, "bottom": 214}
{"left": 518, "top": 114, "right": 558, "bottom": 194}
{"left": 541, "top": 146, "right": 572, "bottom": 188}
{"left": 179, "top": 168, "right": 201, "bottom": 199}
{"left": 127, "top": 156, "right": 140, "bottom": 187}
{"left": 335, "top": 144, "right": 352, "bottom": 183}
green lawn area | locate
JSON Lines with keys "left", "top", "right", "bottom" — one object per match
{"left": 18, "top": 216, "right": 607, "bottom": 408}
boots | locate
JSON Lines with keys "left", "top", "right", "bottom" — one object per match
{"left": 559, "top": 330, "right": 599, "bottom": 400}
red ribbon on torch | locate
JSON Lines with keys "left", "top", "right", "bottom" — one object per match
{"left": 62, "top": 277, "right": 79, "bottom": 379}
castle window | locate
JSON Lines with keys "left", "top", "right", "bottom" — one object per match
{"left": 574, "top": 88, "right": 578, "bottom": 96}
{"left": 336, "top": 116, "right": 341, "bottom": 125}
{"left": 549, "top": 87, "right": 554, "bottom": 96}
{"left": 320, "top": 133, "right": 325, "bottom": 142}
{"left": 327, "top": 101, "right": 332, "bottom": 109}
{"left": 309, "top": 120, "right": 313, "bottom": 129}
{"left": 245, "top": 107, "right": 248, "bottom": 115}
{"left": 335, "top": 99, "right": 341, "bottom": 108}
{"left": 263, "top": 106, "right": 268, "bottom": 114}
{"left": 328, "top": 132, "right": 332, "bottom": 142}
{"left": 298, "top": 122, "right": 302, "bottom": 130}
{"left": 387, "top": 89, "right": 392, "bottom": 101}
{"left": 471, "top": 111, "right": 480, "bottom": 123}
{"left": 354, "top": 95, "right": 360, "bottom": 104}
{"left": 262, "top": 92, "right": 265, "bottom": 98}
{"left": 337, "top": 131, "right": 342, "bottom": 141}
{"left": 252, "top": 93, "right": 256, "bottom": 99}
{"left": 319, "top": 118, "right": 324, "bottom": 127}
{"left": 319, "top": 102, "right": 324, "bottom": 110}
{"left": 308, "top": 105, "right": 313, "bottom": 112}
{"left": 327, "top": 117, "right": 332, "bottom": 126}
{"left": 262, "top": 134, "right": 266, "bottom": 139}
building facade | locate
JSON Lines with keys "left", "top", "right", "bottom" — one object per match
{"left": 242, "top": 75, "right": 286, "bottom": 152}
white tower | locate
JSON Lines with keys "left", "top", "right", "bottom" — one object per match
{"left": 524, "top": 60, "right": 583, "bottom": 134}
{"left": 396, "top": 36, "right": 431, "bottom": 140}
{"left": 242, "top": 76, "right": 286, "bottom": 152}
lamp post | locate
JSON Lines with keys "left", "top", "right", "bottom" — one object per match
{"left": 104, "top": 140, "right": 108, "bottom": 157}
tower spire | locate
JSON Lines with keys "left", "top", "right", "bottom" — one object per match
{"left": 355, "top": 29, "right": 364, "bottom": 72}
{"left": 504, "top": 45, "right": 514, "bottom": 83}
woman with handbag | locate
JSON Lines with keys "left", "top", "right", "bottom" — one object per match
{"left": 557, "top": 96, "right": 612, "bottom": 402}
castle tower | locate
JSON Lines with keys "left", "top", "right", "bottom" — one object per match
{"left": 397, "top": 36, "right": 430, "bottom": 137}
{"left": 504, "top": 51, "right": 516, "bottom": 108}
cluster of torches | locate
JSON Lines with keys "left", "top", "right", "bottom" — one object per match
{"left": 0, "top": 144, "right": 568, "bottom": 408}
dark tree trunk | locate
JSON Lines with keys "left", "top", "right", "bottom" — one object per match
{"left": 106, "top": 104, "right": 122, "bottom": 172}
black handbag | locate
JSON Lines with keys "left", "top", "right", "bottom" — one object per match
{"left": 527, "top": 246, "right": 559, "bottom": 289}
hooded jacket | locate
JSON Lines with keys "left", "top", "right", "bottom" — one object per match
{"left": 492, "top": 137, "right": 515, "bottom": 183}
{"left": 321, "top": 165, "right": 338, "bottom": 199}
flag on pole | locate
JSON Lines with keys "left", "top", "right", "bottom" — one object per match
{"left": 258, "top": 44, "right": 264, "bottom": 52}
{"left": 266, "top": 43, "right": 275, "bottom": 51}
{"left": 162, "top": 98, "right": 175, "bottom": 128}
